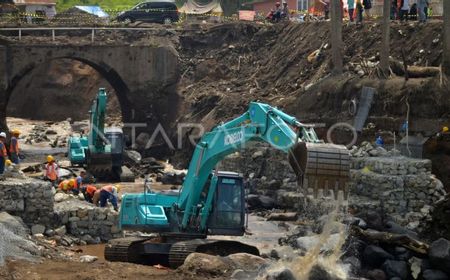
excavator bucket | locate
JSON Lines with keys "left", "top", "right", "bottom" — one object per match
{"left": 305, "top": 143, "right": 350, "bottom": 199}
{"left": 288, "top": 142, "right": 308, "bottom": 184}
{"left": 288, "top": 142, "right": 350, "bottom": 200}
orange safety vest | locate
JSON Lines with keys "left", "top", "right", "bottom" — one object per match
{"left": 58, "top": 180, "right": 72, "bottom": 191}
{"left": 9, "top": 137, "right": 19, "bottom": 153}
{"left": 0, "top": 142, "right": 6, "bottom": 157}
{"left": 86, "top": 185, "right": 97, "bottom": 196}
{"left": 45, "top": 162, "right": 58, "bottom": 181}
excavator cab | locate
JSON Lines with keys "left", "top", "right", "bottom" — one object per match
{"left": 207, "top": 172, "right": 246, "bottom": 236}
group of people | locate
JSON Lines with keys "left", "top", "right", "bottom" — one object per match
{"left": 0, "top": 129, "right": 21, "bottom": 175}
{"left": 321, "top": 0, "right": 430, "bottom": 24}
{"left": 266, "top": 1, "right": 290, "bottom": 22}
{"left": 393, "top": 0, "right": 430, "bottom": 23}
{"left": 44, "top": 156, "right": 120, "bottom": 211}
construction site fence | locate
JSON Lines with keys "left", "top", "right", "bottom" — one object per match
{"left": 0, "top": 7, "right": 442, "bottom": 27}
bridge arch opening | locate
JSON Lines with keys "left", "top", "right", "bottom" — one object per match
{"left": 6, "top": 57, "right": 132, "bottom": 125}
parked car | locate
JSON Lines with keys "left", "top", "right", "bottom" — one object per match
{"left": 116, "top": 1, "right": 179, "bottom": 24}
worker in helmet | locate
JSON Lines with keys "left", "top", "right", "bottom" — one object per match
{"left": 436, "top": 126, "right": 449, "bottom": 140}
{"left": 44, "top": 155, "right": 59, "bottom": 186}
{"left": 58, "top": 178, "right": 76, "bottom": 193}
{"left": 93, "top": 184, "right": 121, "bottom": 211}
{"left": 4, "top": 159, "right": 25, "bottom": 179}
{"left": 0, "top": 132, "right": 8, "bottom": 175}
{"left": 274, "top": 2, "right": 282, "bottom": 21}
{"left": 81, "top": 184, "right": 97, "bottom": 203}
{"left": 9, "top": 129, "right": 20, "bottom": 164}
{"left": 281, "top": 2, "right": 290, "bottom": 19}
{"left": 73, "top": 171, "right": 86, "bottom": 195}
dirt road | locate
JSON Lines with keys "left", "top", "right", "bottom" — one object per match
{"left": 0, "top": 259, "right": 179, "bottom": 280}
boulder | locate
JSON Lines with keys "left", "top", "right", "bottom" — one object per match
{"left": 247, "top": 194, "right": 276, "bottom": 210}
{"left": 0, "top": 212, "right": 29, "bottom": 237}
{"left": 366, "top": 269, "right": 386, "bottom": 280}
{"left": 124, "top": 150, "right": 142, "bottom": 164}
{"left": 54, "top": 192, "right": 70, "bottom": 203}
{"left": 160, "top": 171, "right": 185, "bottom": 185}
{"left": 178, "top": 253, "right": 232, "bottom": 276}
{"left": 0, "top": 224, "right": 41, "bottom": 263}
{"left": 343, "top": 256, "right": 362, "bottom": 276}
{"left": 262, "top": 267, "right": 296, "bottom": 280}
{"left": 363, "top": 245, "right": 394, "bottom": 267}
{"left": 231, "top": 269, "right": 258, "bottom": 279}
{"left": 55, "top": 225, "right": 67, "bottom": 236}
{"left": 308, "top": 264, "right": 344, "bottom": 280}
{"left": 381, "top": 260, "right": 409, "bottom": 280}
{"left": 31, "top": 224, "right": 46, "bottom": 235}
{"left": 429, "top": 238, "right": 450, "bottom": 274}
{"left": 79, "top": 255, "right": 98, "bottom": 263}
{"left": 228, "top": 253, "right": 267, "bottom": 271}
{"left": 422, "top": 269, "right": 449, "bottom": 280}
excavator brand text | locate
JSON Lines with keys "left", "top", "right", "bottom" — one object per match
{"left": 224, "top": 131, "right": 243, "bottom": 146}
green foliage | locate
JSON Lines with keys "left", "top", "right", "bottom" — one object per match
{"left": 56, "top": 0, "right": 141, "bottom": 12}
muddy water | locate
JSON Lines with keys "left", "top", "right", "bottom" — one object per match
{"left": 291, "top": 201, "right": 349, "bottom": 279}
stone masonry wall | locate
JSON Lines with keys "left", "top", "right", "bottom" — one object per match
{"left": 350, "top": 156, "right": 446, "bottom": 231}
{"left": 54, "top": 199, "right": 122, "bottom": 242}
{"left": 0, "top": 178, "right": 54, "bottom": 225}
{"left": 0, "top": 178, "right": 121, "bottom": 241}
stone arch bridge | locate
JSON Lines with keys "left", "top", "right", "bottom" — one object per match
{"left": 0, "top": 34, "right": 180, "bottom": 138}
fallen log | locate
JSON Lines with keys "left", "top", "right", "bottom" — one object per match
{"left": 390, "top": 58, "right": 440, "bottom": 78}
{"left": 351, "top": 226, "right": 429, "bottom": 255}
{"left": 266, "top": 212, "right": 298, "bottom": 221}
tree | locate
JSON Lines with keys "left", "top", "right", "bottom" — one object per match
{"left": 444, "top": 0, "right": 450, "bottom": 78}
{"left": 330, "top": 0, "right": 343, "bottom": 75}
{"left": 380, "top": 0, "right": 391, "bottom": 78}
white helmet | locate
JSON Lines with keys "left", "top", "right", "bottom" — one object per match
{"left": 0, "top": 132, "right": 6, "bottom": 138}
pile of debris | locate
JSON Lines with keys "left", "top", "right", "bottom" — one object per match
{"left": 24, "top": 122, "right": 70, "bottom": 148}
{"left": 349, "top": 141, "right": 400, "bottom": 158}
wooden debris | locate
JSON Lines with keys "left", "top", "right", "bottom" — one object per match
{"left": 351, "top": 226, "right": 429, "bottom": 255}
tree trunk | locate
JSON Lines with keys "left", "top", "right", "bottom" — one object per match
{"left": 380, "top": 0, "right": 391, "bottom": 78}
{"left": 444, "top": 0, "right": 450, "bottom": 78}
{"left": 330, "top": 0, "right": 343, "bottom": 75}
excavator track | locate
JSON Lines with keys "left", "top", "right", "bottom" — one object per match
{"left": 168, "top": 241, "right": 199, "bottom": 268}
{"left": 105, "top": 238, "right": 260, "bottom": 268}
{"left": 104, "top": 236, "right": 149, "bottom": 263}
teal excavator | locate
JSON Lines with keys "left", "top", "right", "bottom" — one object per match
{"left": 105, "top": 102, "right": 349, "bottom": 267}
{"left": 68, "top": 88, "right": 124, "bottom": 180}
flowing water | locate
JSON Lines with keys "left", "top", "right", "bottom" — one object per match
{"left": 263, "top": 196, "right": 350, "bottom": 280}
{"left": 291, "top": 199, "right": 349, "bottom": 280}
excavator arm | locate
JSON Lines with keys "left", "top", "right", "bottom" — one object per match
{"left": 176, "top": 102, "right": 323, "bottom": 230}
